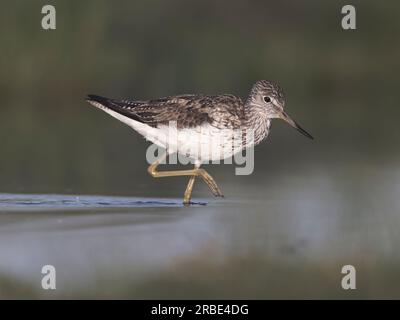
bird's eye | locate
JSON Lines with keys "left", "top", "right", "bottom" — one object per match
{"left": 263, "top": 96, "right": 271, "bottom": 103}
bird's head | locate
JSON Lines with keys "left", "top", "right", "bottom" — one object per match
{"left": 248, "top": 80, "right": 313, "bottom": 139}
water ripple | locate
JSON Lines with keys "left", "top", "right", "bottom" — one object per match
{"left": 0, "top": 193, "right": 207, "bottom": 211}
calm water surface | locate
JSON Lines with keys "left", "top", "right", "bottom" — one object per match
{"left": 0, "top": 161, "right": 399, "bottom": 299}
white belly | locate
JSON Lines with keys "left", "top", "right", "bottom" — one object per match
{"left": 98, "top": 107, "right": 252, "bottom": 162}
{"left": 154, "top": 123, "right": 249, "bottom": 162}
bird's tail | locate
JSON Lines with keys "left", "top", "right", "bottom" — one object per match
{"left": 86, "top": 94, "right": 113, "bottom": 109}
{"left": 86, "top": 94, "right": 144, "bottom": 123}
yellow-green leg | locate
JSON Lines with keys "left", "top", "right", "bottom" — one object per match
{"left": 183, "top": 175, "right": 196, "bottom": 205}
{"left": 147, "top": 154, "right": 223, "bottom": 204}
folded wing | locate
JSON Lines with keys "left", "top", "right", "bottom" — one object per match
{"left": 86, "top": 94, "right": 245, "bottom": 129}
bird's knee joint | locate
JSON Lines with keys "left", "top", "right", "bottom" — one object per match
{"left": 148, "top": 165, "right": 157, "bottom": 177}
{"left": 195, "top": 168, "right": 205, "bottom": 176}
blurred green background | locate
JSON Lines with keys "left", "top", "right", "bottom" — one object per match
{"left": 1, "top": 0, "right": 399, "bottom": 195}
{"left": 1, "top": 0, "right": 400, "bottom": 299}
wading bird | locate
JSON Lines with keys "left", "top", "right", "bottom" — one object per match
{"left": 87, "top": 80, "right": 313, "bottom": 205}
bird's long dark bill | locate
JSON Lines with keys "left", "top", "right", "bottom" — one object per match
{"left": 281, "top": 111, "right": 314, "bottom": 140}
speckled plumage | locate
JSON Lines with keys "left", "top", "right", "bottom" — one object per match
{"left": 86, "top": 80, "right": 313, "bottom": 203}
{"left": 86, "top": 80, "right": 312, "bottom": 162}
{"left": 87, "top": 94, "right": 245, "bottom": 130}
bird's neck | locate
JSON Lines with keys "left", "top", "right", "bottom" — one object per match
{"left": 244, "top": 102, "right": 271, "bottom": 145}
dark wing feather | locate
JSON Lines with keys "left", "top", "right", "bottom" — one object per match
{"left": 87, "top": 94, "right": 245, "bottom": 129}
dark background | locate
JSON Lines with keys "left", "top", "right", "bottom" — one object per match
{"left": 1, "top": 0, "right": 399, "bottom": 195}
{"left": 0, "top": 0, "right": 400, "bottom": 299}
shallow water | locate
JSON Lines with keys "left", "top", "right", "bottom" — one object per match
{"left": 1, "top": 162, "right": 399, "bottom": 299}
{"left": 0, "top": 193, "right": 207, "bottom": 210}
